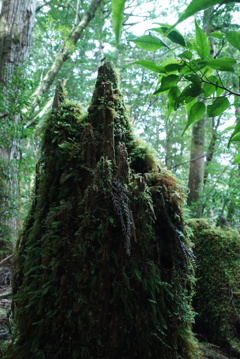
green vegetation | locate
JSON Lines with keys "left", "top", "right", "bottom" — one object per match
{"left": 0, "top": 1, "right": 240, "bottom": 358}
{"left": 4, "top": 62, "right": 201, "bottom": 359}
{"left": 188, "top": 219, "right": 240, "bottom": 357}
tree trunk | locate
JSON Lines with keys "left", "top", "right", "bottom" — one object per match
{"left": 187, "top": 7, "right": 215, "bottom": 217}
{"left": 0, "top": 0, "right": 36, "bottom": 250}
{"left": 187, "top": 117, "right": 205, "bottom": 216}
{"left": 227, "top": 106, "right": 240, "bottom": 223}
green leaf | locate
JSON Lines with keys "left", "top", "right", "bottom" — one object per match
{"left": 179, "top": 59, "right": 206, "bottom": 75}
{"left": 182, "top": 102, "right": 206, "bottom": 135}
{"left": 130, "top": 60, "right": 166, "bottom": 73}
{"left": 164, "top": 63, "right": 182, "bottom": 72}
{"left": 195, "top": 20, "right": 210, "bottom": 60}
{"left": 207, "top": 97, "right": 230, "bottom": 117}
{"left": 233, "top": 152, "right": 240, "bottom": 164}
{"left": 228, "top": 121, "right": 240, "bottom": 146}
{"left": 112, "top": 0, "right": 127, "bottom": 43}
{"left": 167, "top": 86, "right": 181, "bottom": 118}
{"left": 152, "top": 24, "right": 186, "bottom": 47}
{"left": 203, "top": 75, "right": 219, "bottom": 96}
{"left": 210, "top": 31, "right": 225, "bottom": 39}
{"left": 154, "top": 75, "right": 180, "bottom": 94}
{"left": 226, "top": 31, "right": 240, "bottom": 51}
{"left": 131, "top": 34, "right": 167, "bottom": 51}
{"left": 170, "top": 0, "right": 240, "bottom": 29}
{"left": 178, "top": 84, "right": 203, "bottom": 104}
{"left": 206, "top": 58, "right": 236, "bottom": 71}
{"left": 232, "top": 132, "right": 240, "bottom": 141}
{"left": 185, "top": 97, "right": 197, "bottom": 115}
{"left": 185, "top": 74, "right": 201, "bottom": 87}
{"left": 161, "top": 58, "right": 182, "bottom": 73}
{"left": 179, "top": 50, "right": 192, "bottom": 60}
{"left": 216, "top": 84, "right": 224, "bottom": 97}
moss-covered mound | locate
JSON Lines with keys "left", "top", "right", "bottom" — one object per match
{"left": 188, "top": 219, "right": 240, "bottom": 357}
{"left": 5, "top": 62, "right": 201, "bottom": 359}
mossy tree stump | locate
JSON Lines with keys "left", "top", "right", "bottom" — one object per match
{"left": 189, "top": 219, "right": 240, "bottom": 358}
{"left": 5, "top": 62, "right": 201, "bottom": 359}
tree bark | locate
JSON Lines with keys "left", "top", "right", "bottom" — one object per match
{"left": 187, "top": 117, "right": 205, "bottom": 216}
{"left": 0, "top": 0, "right": 36, "bottom": 248}
{"left": 187, "top": 7, "right": 215, "bottom": 217}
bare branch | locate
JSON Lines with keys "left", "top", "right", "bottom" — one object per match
{"left": 171, "top": 154, "right": 206, "bottom": 170}
{"left": 0, "top": 253, "right": 14, "bottom": 266}
{"left": 0, "top": 289, "right": 12, "bottom": 299}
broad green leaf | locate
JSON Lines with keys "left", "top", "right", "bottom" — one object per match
{"left": 206, "top": 57, "right": 236, "bottom": 72}
{"left": 179, "top": 59, "right": 206, "bottom": 75}
{"left": 185, "top": 97, "right": 197, "bottom": 115}
{"left": 182, "top": 102, "right": 206, "bottom": 135}
{"left": 216, "top": 83, "right": 224, "bottom": 97}
{"left": 164, "top": 63, "right": 182, "bottom": 72}
{"left": 233, "top": 152, "right": 240, "bottom": 164}
{"left": 152, "top": 24, "right": 186, "bottom": 47}
{"left": 203, "top": 75, "right": 219, "bottom": 96}
{"left": 222, "top": 125, "right": 235, "bottom": 133}
{"left": 130, "top": 60, "right": 166, "bottom": 73}
{"left": 207, "top": 97, "right": 230, "bottom": 117}
{"left": 232, "top": 132, "right": 240, "bottom": 141}
{"left": 154, "top": 75, "right": 180, "bottom": 94}
{"left": 178, "top": 84, "right": 203, "bottom": 104}
{"left": 167, "top": 86, "right": 181, "bottom": 118}
{"left": 161, "top": 58, "right": 183, "bottom": 74}
{"left": 210, "top": 31, "right": 225, "bottom": 39}
{"left": 179, "top": 50, "right": 192, "bottom": 60}
{"left": 131, "top": 34, "right": 167, "bottom": 51}
{"left": 185, "top": 74, "right": 201, "bottom": 87}
{"left": 161, "top": 58, "right": 181, "bottom": 67}
{"left": 226, "top": 31, "right": 240, "bottom": 51}
{"left": 206, "top": 58, "right": 236, "bottom": 71}
{"left": 195, "top": 20, "right": 210, "bottom": 60}
{"left": 170, "top": 0, "right": 240, "bottom": 30}
{"left": 112, "top": 0, "right": 127, "bottom": 43}
{"left": 228, "top": 120, "right": 240, "bottom": 146}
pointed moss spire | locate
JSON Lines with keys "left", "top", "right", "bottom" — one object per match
{"left": 5, "top": 63, "right": 201, "bottom": 359}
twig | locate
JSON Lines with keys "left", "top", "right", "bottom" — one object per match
{"left": 0, "top": 254, "right": 14, "bottom": 266}
{"left": 171, "top": 154, "right": 206, "bottom": 169}
{"left": 0, "top": 289, "right": 12, "bottom": 299}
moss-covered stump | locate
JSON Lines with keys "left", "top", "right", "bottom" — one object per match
{"left": 5, "top": 62, "right": 201, "bottom": 359}
{"left": 188, "top": 219, "right": 240, "bottom": 358}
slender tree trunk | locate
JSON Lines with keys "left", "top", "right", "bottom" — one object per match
{"left": 204, "top": 116, "right": 221, "bottom": 184}
{"left": 187, "top": 8, "right": 215, "bottom": 217}
{"left": 0, "top": 0, "right": 36, "bottom": 248}
{"left": 187, "top": 117, "right": 205, "bottom": 216}
{"left": 227, "top": 106, "right": 240, "bottom": 223}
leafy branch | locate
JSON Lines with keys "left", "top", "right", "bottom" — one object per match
{"left": 112, "top": 0, "right": 240, "bottom": 164}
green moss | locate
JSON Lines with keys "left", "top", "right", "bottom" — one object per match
{"left": 188, "top": 219, "right": 240, "bottom": 358}
{"left": 5, "top": 62, "right": 201, "bottom": 359}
